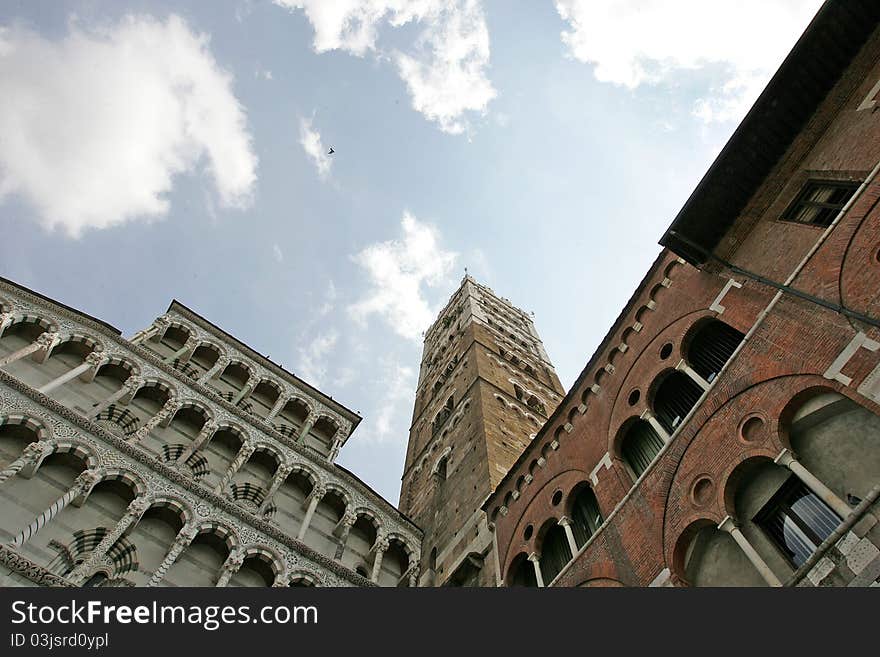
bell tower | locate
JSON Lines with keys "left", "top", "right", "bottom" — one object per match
{"left": 399, "top": 276, "right": 564, "bottom": 586}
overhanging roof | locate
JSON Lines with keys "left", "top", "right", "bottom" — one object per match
{"left": 659, "top": 0, "right": 880, "bottom": 265}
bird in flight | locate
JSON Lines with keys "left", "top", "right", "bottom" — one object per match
{"left": 327, "top": 147, "right": 335, "bottom": 155}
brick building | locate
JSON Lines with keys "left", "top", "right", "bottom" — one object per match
{"left": 484, "top": 0, "right": 880, "bottom": 587}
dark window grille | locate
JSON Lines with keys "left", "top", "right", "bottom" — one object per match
{"left": 755, "top": 476, "right": 842, "bottom": 568}
{"left": 782, "top": 180, "right": 860, "bottom": 227}
{"left": 539, "top": 525, "right": 572, "bottom": 585}
{"left": 571, "top": 488, "right": 603, "bottom": 548}
{"left": 653, "top": 371, "right": 703, "bottom": 434}
{"left": 621, "top": 419, "right": 665, "bottom": 477}
{"left": 687, "top": 320, "right": 745, "bottom": 382}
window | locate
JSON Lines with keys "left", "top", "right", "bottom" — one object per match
{"left": 539, "top": 525, "right": 572, "bottom": 585}
{"left": 755, "top": 476, "right": 841, "bottom": 568}
{"left": 782, "top": 180, "right": 860, "bottom": 227}
{"left": 571, "top": 487, "right": 603, "bottom": 548}
{"left": 686, "top": 319, "right": 744, "bottom": 383}
{"left": 621, "top": 419, "right": 665, "bottom": 478}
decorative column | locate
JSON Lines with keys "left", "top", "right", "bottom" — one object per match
{"left": 175, "top": 420, "right": 217, "bottom": 468}
{"left": 69, "top": 496, "right": 150, "bottom": 584}
{"left": 265, "top": 394, "right": 289, "bottom": 422}
{"left": 258, "top": 464, "right": 292, "bottom": 514}
{"left": 92, "top": 378, "right": 140, "bottom": 417}
{"left": 213, "top": 442, "right": 255, "bottom": 495}
{"left": 148, "top": 524, "right": 198, "bottom": 586}
{"left": 528, "top": 552, "right": 545, "bottom": 587}
{"left": 232, "top": 378, "right": 256, "bottom": 406}
{"left": 165, "top": 336, "right": 198, "bottom": 364}
{"left": 129, "top": 316, "right": 171, "bottom": 345}
{"left": 641, "top": 409, "right": 671, "bottom": 442}
{"left": 717, "top": 516, "right": 782, "bottom": 587}
{"left": 11, "top": 470, "right": 100, "bottom": 546}
{"left": 370, "top": 536, "right": 390, "bottom": 583}
{"left": 0, "top": 441, "right": 52, "bottom": 486}
{"left": 0, "top": 312, "right": 13, "bottom": 334}
{"left": 215, "top": 550, "right": 245, "bottom": 587}
{"left": 297, "top": 411, "right": 319, "bottom": 444}
{"left": 38, "top": 350, "right": 106, "bottom": 394}
{"left": 0, "top": 331, "right": 59, "bottom": 368}
{"left": 408, "top": 562, "right": 420, "bottom": 587}
{"left": 675, "top": 359, "right": 711, "bottom": 391}
{"left": 327, "top": 428, "right": 346, "bottom": 462}
{"left": 198, "top": 355, "right": 229, "bottom": 385}
{"left": 333, "top": 510, "right": 357, "bottom": 560}
{"left": 131, "top": 398, "right": 179, "bottom": 443}
{"left": 296, "top": 484, "right": 325, "bottom": 541}
{"left": 558, "top": 516, "right": 579, "bottom": 557}
{"left": 774, "top": 448, "right": 851, "bottom": 519}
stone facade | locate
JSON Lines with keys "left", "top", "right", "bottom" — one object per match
{"left": 485, "top": 3, "right": 880, "bottom": 588}
{"left": 0, "top": 282, "right": 420, "bottom": 587}
{"left": 400, "top": 278, "right": 564, "bottom": 586}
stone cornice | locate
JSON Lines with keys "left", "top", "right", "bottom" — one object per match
{"left": 0, "top": 544, "right": 75, "bottom": 587}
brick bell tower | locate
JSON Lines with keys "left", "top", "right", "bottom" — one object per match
{"left": 399, "top": 276, "right": 564, "bottom": 586}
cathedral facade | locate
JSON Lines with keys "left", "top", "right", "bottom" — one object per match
{"left": 0, "top": 282, "right": 420, "bottom": 587}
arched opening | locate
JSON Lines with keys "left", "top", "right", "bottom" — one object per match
{"left": 538, "top": 520, "right": 572, "bottom": 586}
{"left": 620, "top": 419, "right": 664, "bottom": 479}
{"left": 342, "top": 515, "right": 378, "bottom": 571}
{"left": 784, "top": 389, "right": 880, "bottom": 507}
{"left": 232, "top": 448, "right": 278, "bottom": 495}
{"left": 275, "top": 398, "right": 310, "bottom": 438}
{"left": 289, "top": 574, "right": 317, "bottom": 587}
{"left": 377, "top": 539, "right": 409, "bottom": 586}
{"left": 0, "top": 319, "right": 48, "bottom": 377}
{"left": 211, "top": 362, "right": 249, "bottom": 398}
{"left": 142, "top": 405, "right": 207, "bottom": 459}
{"left": 229, "top": 554, "right": 276, "bottom": 587}
{"left": 273, "top": 469, "right": 314, "bottom": 537}
{"left": 249, "top": 380, "right": 281, "bottom": 420}
{"left": 652, "top": 370, "right": 703, "bottom": 434}
{"left": 200, "top": 427, "right": 244, "bottom": 490}
{"left": 0, "top": 418, "right": 40, "bottom": 470}
{"left": 35, "top": 337, "right": 95, "bottom": 391}
{"left": 125, "top": 504, "right": 186, "bottom": 586}
{"left": 506, "top": 552, "right": 537, "bottom": 587}
{"left": 679, "top": 521, "right": 766, "bottom": 587}
{"left": 685, "top": 319, "right": 745, "bottom": 383}
{"left": 569, "top": 485, "right": 603, "bottom": 549}
{"left": 53, "top": 360, "right": 133, "bottom": 414}
{"left": 188, "top": 344, "right": 220, "bottom": 379}
{"left": 306, "top": 417, "right": 339, "bottom": 458}
{"left": 303, "top": 490, "right": 346, "bottom": 556}
{"left": 150, "top": 324, "right": 190, "bottom": 361}
{"left": 165, "top": 529, "right": 231, "bottom": 587}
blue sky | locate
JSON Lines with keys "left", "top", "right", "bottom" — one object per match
{"left": 0, "top": 0, "right": 822, "bottom": 504}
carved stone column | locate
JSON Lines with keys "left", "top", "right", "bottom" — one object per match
{"left": 258, "top": 464, "right": 292, "bottom": 514}
{"left": 129, "top": 316, "right": 171, "bottom": 345}
{"left": 327, "top": 428, "right": 346, "bottom": 462}
{"left": 265, "top": 394, "right": 289, "bottom": 422}
{"left": 148, "top": 524, "right": 198, "bottom": 587}
{"left": 11, "top": 470, "right": 100, "bottom": 546}
{"left": 131, "top": 398, "right": 179, "bottom": 443}
{"left": 39, "top": 350, "right": 106, "bottom": 394}
{"left": 296, "top": 484, "right": 326, "bottom": 541}
{"left": 0, "top": 441, "right": 52, "bottom": 486}
{"left": 214, "top": 442, "right": 255, "bottom": 495}
{"left": 558, "top": 516, "right": 579, "bottom": 557}
{"left": 297, "top": 411, "right": 319, "bottom": 444}
{"left": 333, "top": 510, "right": 357, "bottom": 560}
{"left": 0, "top": 331, "right": 59, "bottom": 368}
{"left": 215, "top": 550, "right": 245, "bottom": 587}
{"left": 69, "top": 496, "right": 150, "bottom": 584}
{"left": 165, "top": 336, "right": 198, "bottom": 364}
{"left": 175, "top": 420, "right": 218, "bottom": 467}
{"left": 675, "top": 358, "right": 711, "bottom": 391}
{"left": 774, "top": 448, "right": 851, "bottom": 519}
{"left": 92, "top": 377, "right": 140, "bottom": 416}
{"left": 528, "top": 552, "right": 544, "bottom": 587}
{"left": 640, "top": 409, "right": 671, "bottom": 443}
{"left": 199, "top": 355, "right": 229, "bottom": 385}
{"left": 370, "top": 536, "right": 391, "bottom": 583}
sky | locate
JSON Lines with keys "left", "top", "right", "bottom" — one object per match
{"left": 0, "top": 0, "right": 824, "bottom": 505}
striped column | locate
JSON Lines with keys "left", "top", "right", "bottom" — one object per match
{"left": 165, "top": 337, "right": 198, "bottom": 364}
{"left": 198, "top": 356, "right": 229, "bottom": 384}
{"left": 148, "top": 524, "right": 198, "bottom": 587}
{"left": 296, "top": 485, "right": 325, "bottom": 541}
{"left": 0, "top": 441, "right": 52, "bottom": 486}
{"left": 92, "top": 378, "right": 140, "bottom": 417}
{"left": 333, "top": 511, "right": 357, "bottom": 560}
{"left": 297, "top": 412, "right": 318, "bottom": 444}
{"left": 11, "top": 470, "right": 99, "bottom": 546}
{"left": 265, "top": 394, "right": 289, "bottom": 422}
{"left": 68, "top": 496, "right": 149, "bottom": 584}
{"left": 129, "top": 316, "right": 171, "bottom": 345}
{"left": 327, "top": 429, "right": 346, "bottom": 462}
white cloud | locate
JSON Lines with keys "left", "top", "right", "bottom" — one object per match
{"left": 360, "top": 359, "right": 415, "bottom": 444}
{"left": 296, "top": 330, "right": 339, "bottom": 388}
{"left": 318, "top": 280, "right": 338, "bottom": 316}
{"left": 298, "top": 116, "right": 332, "bottom": 179}
{"left": 272, "top": 243, "right": 284, "bottom": 262}
{"left": 276, "top": 0, "right": 495, "bottom": 134}
{"left": 349, "top": 212, "right": 458, "bottom": 340}
{"left": 0, "top": 15, "right": 258, "bottom": 236}
{"left": 553, "top": 0, "right": 822, "bottom": 123}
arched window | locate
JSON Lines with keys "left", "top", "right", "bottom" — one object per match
{"left": 506, "top": 553, "right": 537, "bottom": 587}
{"left": 621, "top": 419, "right": 665, "bottom": 478}
{"left": 686, "top": 319, "right": 745, "bottom": 383}
{"left": 570, "top": 487, "right": 603, "bottom": 548}
{"left": 653, "top": 371, "right": 703, "bottom": 434}
{"left": 539, "top": 523, "right": 572, "bottom": 585}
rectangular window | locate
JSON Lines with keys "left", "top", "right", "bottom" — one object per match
{"left": 755, "top": 476, "right": 841, "bottom": 568}
{"left": 781, "top": 179, "right": 860, "bottom": 227}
